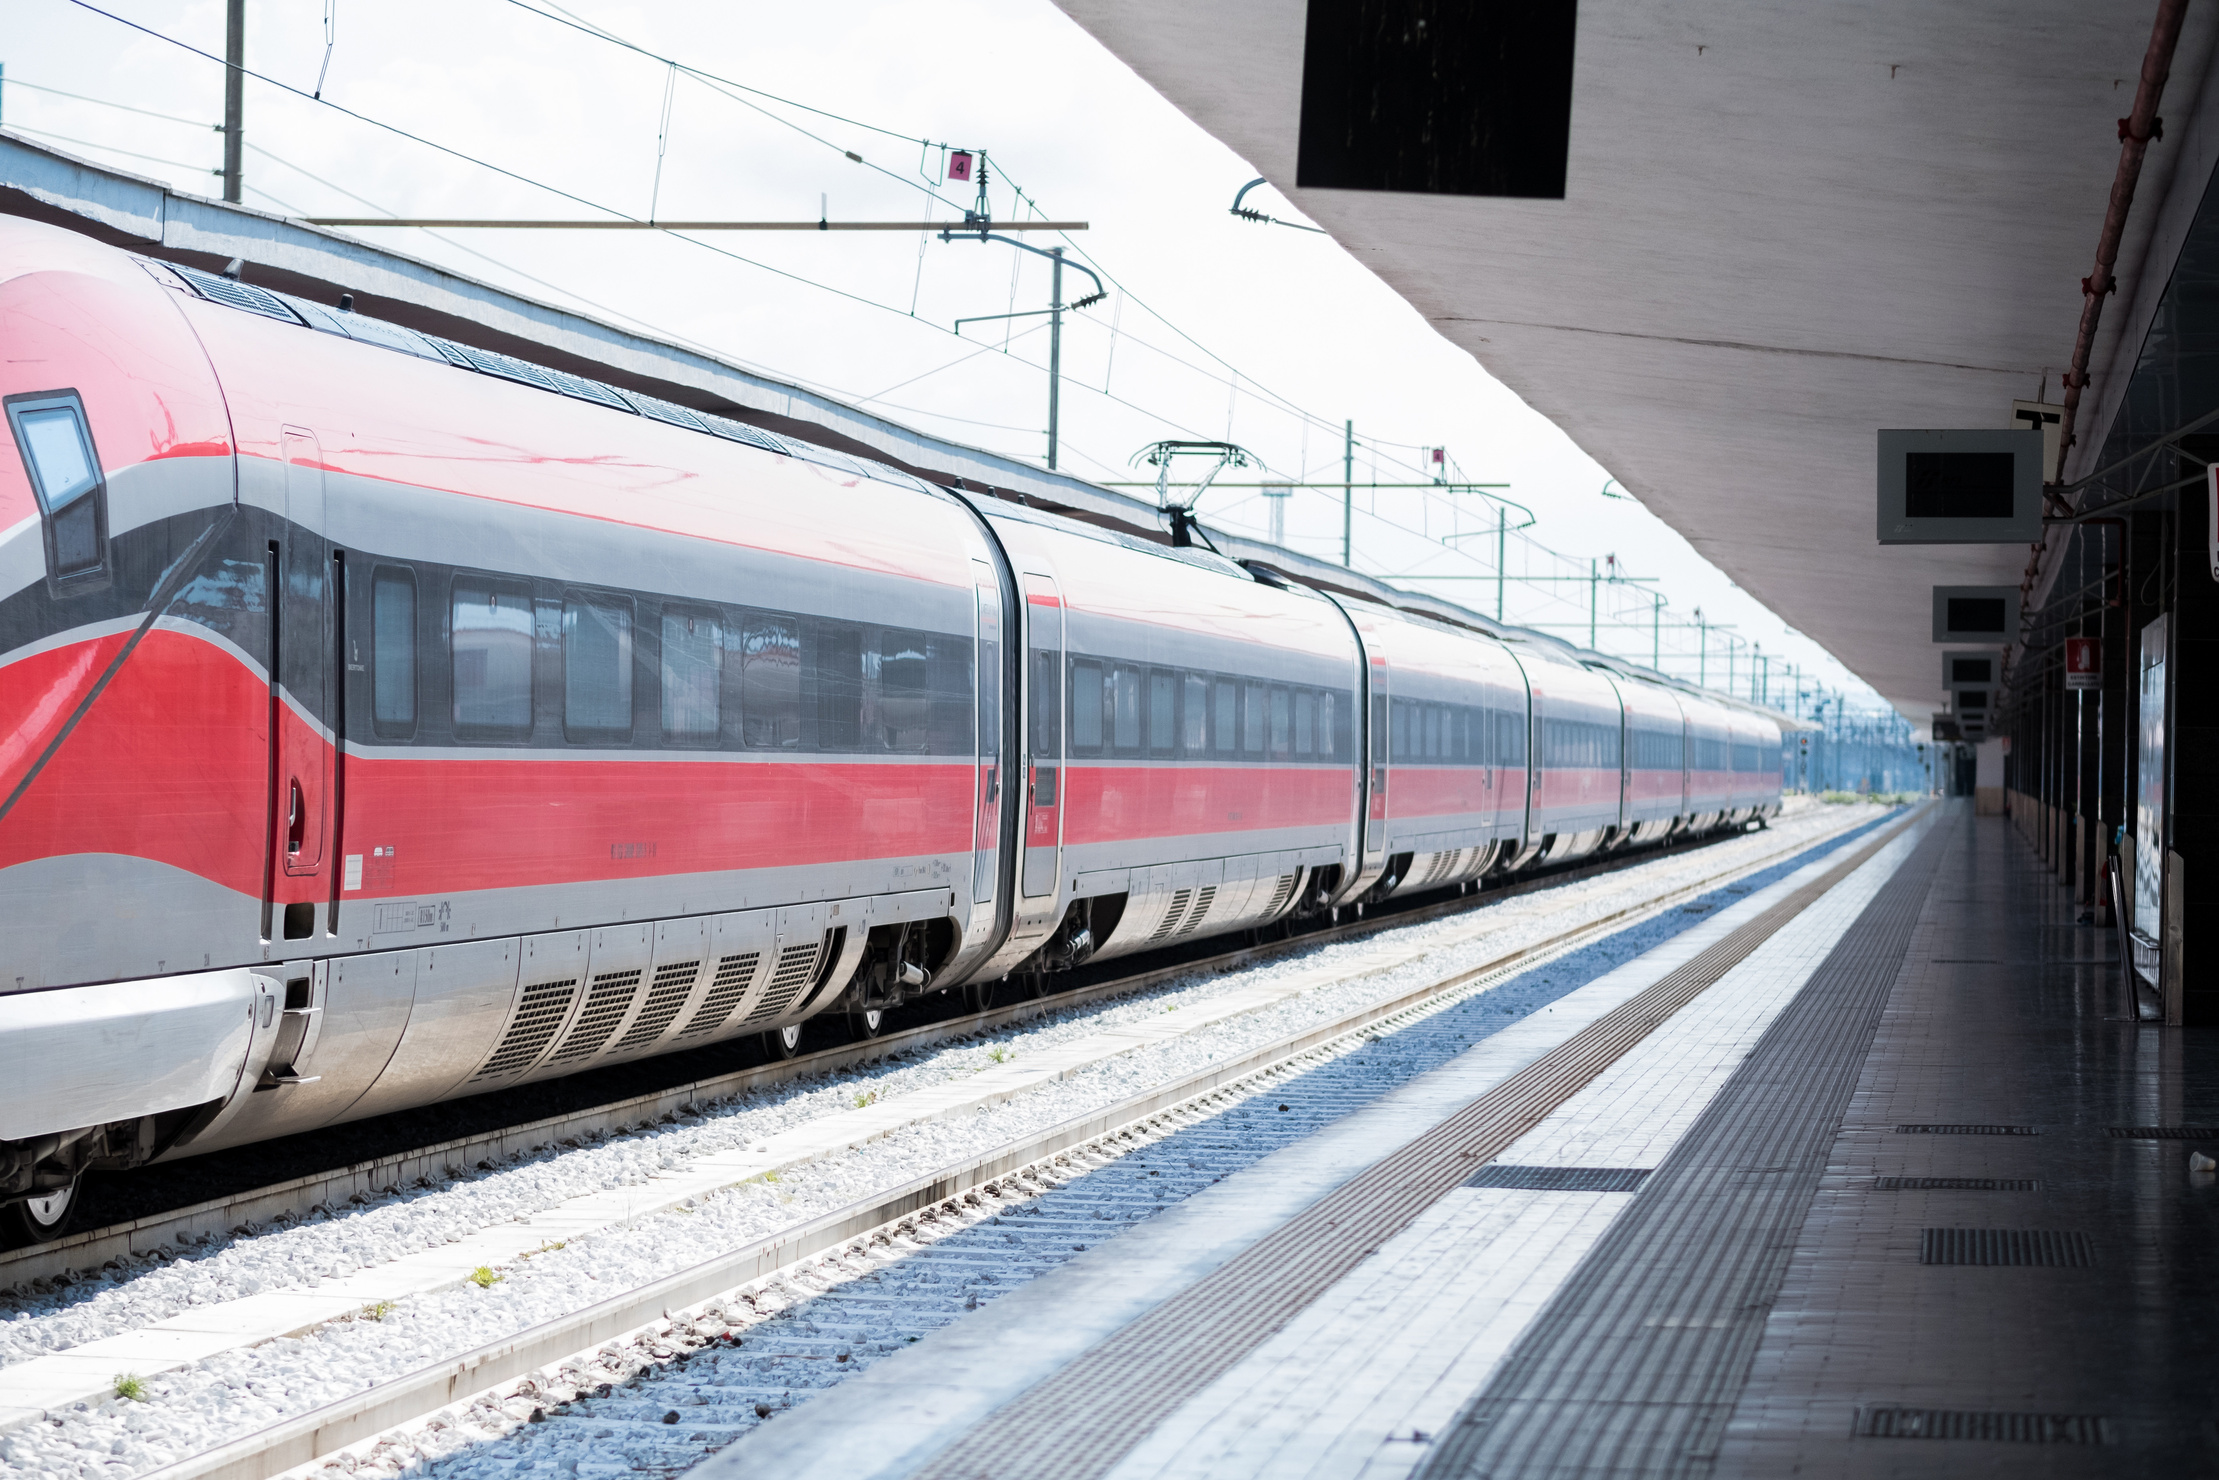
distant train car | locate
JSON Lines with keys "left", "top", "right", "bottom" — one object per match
{"left": 1335, "top": 603, "right": 1529, "bottom": 900}
{"left": 963, "top": 504, "right": 1362, "bottom": 981}
{"left": 0, "top": 217, "right": 1783, "bottom": 1242}
{"left": 1515, "top": 641, "right": 1630, "bottom": 866}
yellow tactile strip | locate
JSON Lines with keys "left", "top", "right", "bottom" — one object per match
{"left": 909, "top": 811, "right": 1926, "bottom": 1480}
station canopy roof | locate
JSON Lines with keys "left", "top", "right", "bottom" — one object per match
{"left": 1051, "top": 0, "right": 2219, "bottom": 719}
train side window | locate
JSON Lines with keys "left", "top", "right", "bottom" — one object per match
{"left": 1269, "top": 686, "right": 1291, "bottom": 759}
{"left": 926, "top": 633, "right": 974, "bottom": 754}
{"left": 5, "top": 391, "right": 108, "bottom": 588}
{"left": 1148, "top": 669, "right": 1177, "bottom": 755}
{"left": 1321, "top": 691, "right": 1341, "bottom": 761}
{"left": 876, "top": 627, "right": 931, "bottom": 751}
{"left": 661, "top": 607, "right": 720, "bottom": 742}
{"left": 452, "top": 576, "right": 534, "bottom": 740}
{"left": 1294, "top": 690, "right": 1316, "bottom": 757}
{"left": 739, "top": 615, "right": 801, "bottom": 747}
{"left": 813, "top": 621, "right": 864, "bottom": 750}
{"left": 371, "top": 565, "right": 417, "bottom": 737}
{"left": 1111, "top": 665, "right": 1142, "bottom": 753}
{"left": 1183, "top": 673, "right": 1209, "bottom": 754}
{"left": 1213, "top": 678, "right": 1238, "bottom": 755}
{"left": 1243, "top": 683, "right": 1265, "bottom": 756}
{"left": 1070, "top": 659, "right": 1104, "bottom": 751}
{"left": 563, "top": 594, "right": 634, "bottom": 742}
{"left": 1496, "top": 709, "right": 1525, "bottom": 767}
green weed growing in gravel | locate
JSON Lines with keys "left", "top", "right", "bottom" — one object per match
{"left": 469, "top": 1266, "right": 503, "bottom": 1289}
{"left": 113, "top": 1374, "right": 147, "bottom": 1402}
{"left": 986, "top": 1046, "right": 1012, "bottom": 1064}
{"left": 360, "top": 1300, "right": 395, "bottom": 1321}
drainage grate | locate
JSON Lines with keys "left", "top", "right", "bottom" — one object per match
{"left": 1854, "top": 1407, "right": 2108, "bottom": 1444}
{"left": 1873, "top": 1177, "right": 2037, "bottom": 1191}
{"left": 1919, "top": 1228, "right": 2094, "bottom": 1266}
{"left": 2108, "top": 1125, "right": 2219, "bottom": 1139}
{"left": 1466, "top": 1165, "right": 1651, "bottom": 1193}
{"left": 1895, "top": 1124, "right": 2037, "bottom": 1135}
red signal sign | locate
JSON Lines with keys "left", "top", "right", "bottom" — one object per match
{"left": 2065, "top": 636, "right": 2100, "bottom": 690}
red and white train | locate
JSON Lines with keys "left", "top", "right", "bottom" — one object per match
{"left": 0, "top": 218, "right": 1780, "bottom": 1241}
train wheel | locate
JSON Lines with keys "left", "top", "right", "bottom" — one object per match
{"left": 765, "top": 1023, "right": 804, "bottom": 1060}
{"left": 852, "top": 1007, "right": 886, "bottom": 1039}
{"left": 966, "top": 979, "right": 1000, "bottom": 1014}
{"left": 0, "top": 1180, "right": 79, "bottom": 1249}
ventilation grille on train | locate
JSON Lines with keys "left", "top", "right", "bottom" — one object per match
{"left": 471, "top": 976, "right": 580, "bottom": 1082}
{"left": 614, "top": 959, "right": 704, "bottom": 1052}
{"left": 428, "top": 337, "right": 630, "bottom": 411}
{"left": 739, "top": 942, "right": 824, "bottom": 1025}
{"left": 681, "top": 952, "right": 763, "bottom": 1038}
{"left": 172, "top": 263, "right": 304, "bottom": 324}
{"left": 1263, "top": 872, "right": 1300, "bottom": 917}
{"left": 1148, "top": 889, "right": 1194, "bottom": 943}
{"left": 699, "top": 412, "right": 792, "bottom": 456}
{"left": 615, "top": 387, "right": 712, "bottom": 433}
{"left": 544, "top": 968, "right": 644, "bottom": 1066}
{"left": 1174, "top": 885, "right": 1217, "bottom": 938}
{"left": 160, "top": 256, "right": 966, "bottom": 497}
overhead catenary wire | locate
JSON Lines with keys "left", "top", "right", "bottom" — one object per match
{"left": 0, "top": 75, "right": 216, "bottom": 129}
{"left": 509, "top": 0, "right": 978, "bottom": 218}
{"left": 3, "top": 122, "right": 218, "bottom": 176}
{"left": 32, "top": 27, "right": 1827, "bottom": 692}
{"left": 6, "top": 60, "right": 1879, "bottom": 708}
{"left": 480, "top": 0, "right": 1448, "bottom": 487}
{"left": 68, "top": 0, "right": 634, "bottom": 220}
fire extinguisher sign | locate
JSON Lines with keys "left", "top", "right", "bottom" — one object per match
{"left": 2065, "top": 636, "right": 2101, "bottom": 690}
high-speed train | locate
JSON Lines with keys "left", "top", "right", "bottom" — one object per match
{"left": 0, "top": 218, "right": 1780, "bottom": 1242}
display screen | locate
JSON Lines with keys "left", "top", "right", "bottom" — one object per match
{"left": 1906, "top": 452, "right": 2015, "bottom": 519}
{"left": 1945, "top": 598, "right": 2008, "bottom": 634}
{"left": 1950, "top": 657, "right": 1993, "bottom": 684}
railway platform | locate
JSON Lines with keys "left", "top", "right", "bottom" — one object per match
{"left": 691, "top": 802, "right": 2207, "bottom": 1479}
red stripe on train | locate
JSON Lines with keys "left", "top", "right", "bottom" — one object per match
{"left": 1061, "top": 763, "right": 1351, "bottom": 846}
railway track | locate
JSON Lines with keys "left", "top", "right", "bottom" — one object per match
{"left": 0, "top": 803, "right": 1895, "bottom": 1480}
{"left": 4, "top": 817, "right": 1775, "bottom": 1293}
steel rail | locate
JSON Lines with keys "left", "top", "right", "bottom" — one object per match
{"left": 1, "top": 820, "right": 1802, "bottom": 1291}
{"left": 103, "top": 807, "right": 1904, "bottom": 1480}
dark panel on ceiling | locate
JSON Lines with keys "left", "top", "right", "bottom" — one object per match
{"left": 1296, "top": 0, "right": 1578, "bottom": 199}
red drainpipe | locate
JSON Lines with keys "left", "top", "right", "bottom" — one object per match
{"left": 2010, "top": 0, "right": 2187, "bottom": 692}
{"left": 2056, "top": 0, "right": 2190, "bottom": 472}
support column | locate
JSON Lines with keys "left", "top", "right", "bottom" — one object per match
{"left": 2174, "top": 469, "right": 2217, "bottom": 1021}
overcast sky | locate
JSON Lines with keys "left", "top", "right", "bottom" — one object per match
{"left": 5, "top": 0, "right": 1903, "bottom": 716}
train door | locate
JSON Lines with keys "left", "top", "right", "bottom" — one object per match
{"left": 972, "top": 561, "right": 1005, "bottom": 908}
{"left": 1021, "top": 573, "right": 1064, "bottom": 899}
{"left": 1365, "top": 656, "right": 1389, "bottom": 863}
{"left": 265, "top": 427, "right": 334, "bottom": 942}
